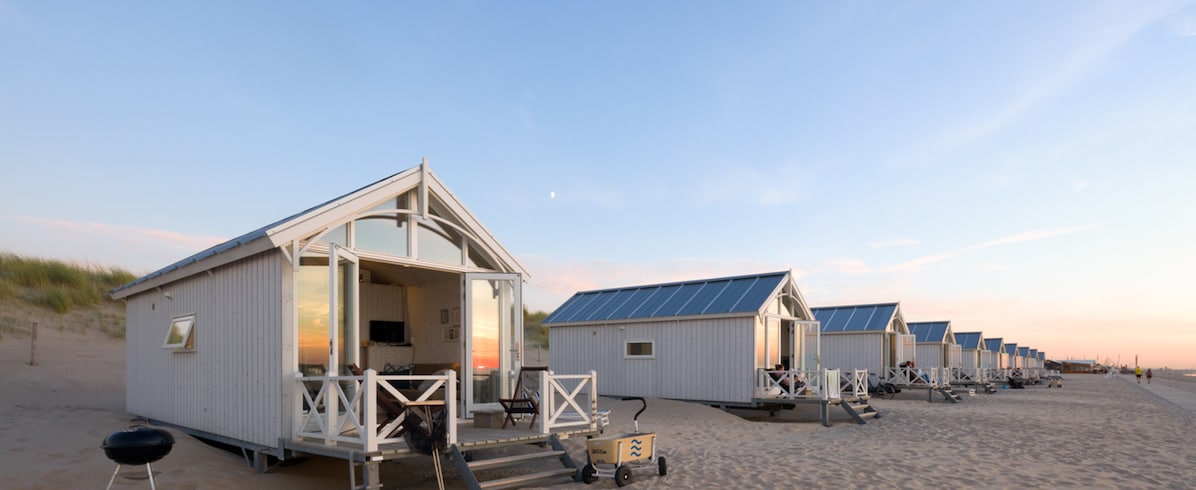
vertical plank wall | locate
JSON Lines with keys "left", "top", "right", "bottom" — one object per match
{"left": 125, "top": 252, "right": 283, "bottom": 447}
{"left": 550, "top": 317, "right": 755, "bottom": 404}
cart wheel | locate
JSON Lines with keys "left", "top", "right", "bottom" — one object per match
{"left": 658, "top": 456, "right": 668, "bottom": 476}
{"left": 615, "top": 465, "right": 634, "bottom": 487}
{"left": 582, "top": 464, "right": 597, "bottom": 484}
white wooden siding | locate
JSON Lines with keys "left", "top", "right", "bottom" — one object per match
{"left": 549, "top": 317, "right": 755, "bottom": 404}
{"left": 961, "top": 349, "right": 980, "bottom": 371}
{"left": 916, "top": 344, "right": 945, "bottom": 370}
{"left": 126, "top": 252, "right": 283, "bottom": 447}
{"left": 820, "top": 332, "right": 884, "bottom": 376}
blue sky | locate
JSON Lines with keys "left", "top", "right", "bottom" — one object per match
{"left": 2, "top": 1, "right": 1194, "bottom": 368}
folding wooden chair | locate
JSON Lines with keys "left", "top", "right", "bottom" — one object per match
{"left": 498, "top": 366, "right": 549, "bottom": 429}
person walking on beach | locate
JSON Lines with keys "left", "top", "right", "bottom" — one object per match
{"left": 1146, "top": 368, "right": 1153, "bottom": 384}
{"left": 1135, "top": 366, "right": 1143, "bottom": 383}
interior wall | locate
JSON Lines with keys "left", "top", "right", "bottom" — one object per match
{"left": 407, "top": 276, "right": 462, "bottom": 365}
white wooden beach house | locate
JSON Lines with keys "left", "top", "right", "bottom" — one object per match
{"left": 907, "top": 321, "right": 960, "bottom": 386}
{"left": 111, "top": 162, "right": 604, "bottom": 489}
{"left": 1003, "top": 342, "right": 1020, "bottom": 377}
{"left": 983, "top": 337, "right": 1006, "bottom": 379}
{"left": 545, "top": 271, "right": 832, "bottom": 406}
{"left": 811, "top": 303, "right": 916, "bottom": 387}
{"left": 952, "top": 331, "right": 989, "bottom": 385}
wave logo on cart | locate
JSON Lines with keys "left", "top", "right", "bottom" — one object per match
{"left": 629, "top": 439, "right": 643, "bottom": 457}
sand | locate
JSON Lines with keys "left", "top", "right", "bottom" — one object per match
{"left": 2, "top": 328, "right": 1193, "bottom": 489}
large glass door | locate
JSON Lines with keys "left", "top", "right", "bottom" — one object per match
{"left": 463, "top": 273, "right": 522, "bottom": 416}
{"left": 329, "top": 245, "right": 359, "bottom": 376}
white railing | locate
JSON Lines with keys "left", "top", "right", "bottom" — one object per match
{"left": 758, "top": 368, "right": 811, "bottom": 399}
{"left": 293, "top": 369, "right": 457, "bottom": 452}
{"left": 850, "top": 369, "right": 868, "bottom": 398}
{"left": 885, "top": 366, "right": 935, "bottom": 387}
{"left": 537, "top": 370, "right": 600, "bottom": 434}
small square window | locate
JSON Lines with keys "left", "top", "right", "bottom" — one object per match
{"left": 164, "top": 314, "right": 196, "bottom": 350}
{"left": 625, "top": 340, "right": 655, "bottom": 359}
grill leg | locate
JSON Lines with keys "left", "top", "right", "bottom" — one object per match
{"left": 146, "top": 463, "right": 157, "bottom": 490}
{"left": 106, "top": 464, "right": 122, "bottom": 490}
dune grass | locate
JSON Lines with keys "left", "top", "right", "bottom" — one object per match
{"left": 0, "top": 253, "right": 135, "bottom": 314}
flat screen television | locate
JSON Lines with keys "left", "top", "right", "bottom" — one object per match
{"left": 368, "top": 320, "right": 406, "bottom": 344}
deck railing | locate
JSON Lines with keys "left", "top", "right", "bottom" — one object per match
{"left": 758, "top": 368, "right": 814, "bottom": 400}
{"left": 884, "top": 366, "right": 942, "bottom": 387}
{"left": 537, "top": 370, "right": 600, "bottom": 434}
{"left": 757, "top": 368, "right": 854, "bottom": 401}
{"left": 293, "top": 369, "right": 457, "bottom": 452}
{"left": 847, "top": 369, "right": 868, "bottom": 398}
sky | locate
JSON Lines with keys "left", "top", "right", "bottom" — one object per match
{"left": 2, "top": 1, "right": 1194, "bottom": 368}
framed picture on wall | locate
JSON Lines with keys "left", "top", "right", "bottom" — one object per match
{"left": 442, "top": 327, "right": 459, "bottom": 342}
{"left": 451, "top": 307, "right": 461, "bottom": 325}
{"left": 440, "top": 309, "right": 449, "bottom": 324}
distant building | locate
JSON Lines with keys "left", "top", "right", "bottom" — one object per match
{"left": 1061, "top": 360, "right": 1096, "bottom": 373}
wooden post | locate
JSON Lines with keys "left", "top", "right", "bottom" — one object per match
{"left": 29, "top": 322, "right": 37, "bottom": 366}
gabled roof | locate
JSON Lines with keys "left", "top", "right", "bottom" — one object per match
{"left": 1004, "top": 343, "right": 1019, "bottom": 355}
{"left": 112, "top": 163, "right": 525, "bottom": 299}
{"left": 1038, "top": 352, "right": 1046, "bottom": 361}
{"left": 1017, "top": 346, "right": 1030, "bottom": 357}
{"left": 984, "top": 338, "right": 1004, "bottom": 352}
{"left": 955, "top": 331, "right": 984, "bottom": 350}
{"left": 543, "top": 271, "right": 802, "bottom": 325}
{"left": 908, "top": 321, "right": 955, "bottom": 344}
{"left": 1028, "top": 348, "right": 1038, "bottom": 359}
{"left": 811, "top": 303, "right": 903, "bottom": 333}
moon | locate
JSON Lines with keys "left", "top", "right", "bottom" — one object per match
{"left": 550, "top": 191, "right": 556, "bottom": 199}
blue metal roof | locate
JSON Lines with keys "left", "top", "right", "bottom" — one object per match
{"left": 955, "top": 331, "right": 984, "bottom": 350}
{"left": 1017, "top": 346, "right": 1030, "bottom": 357}
{"left": 543, "top": 271, "right": 790, "bottom": 325}
{"left": 908, "top": 321, "right": 951, "bottom": 343}
{"left": 1004, "top": 343, "right": 1019, "bottom": 355}
{"left": 984, "top": 338, "right": 1003, "bottom": 352}
{"left": 811, "top": 303, "right": 898, "bottom": 332}
{"left": 1028, "top": 348, "right": 1038, "bottom": 359}
{"left": 1038, "top": 352, "right": 1045, "bottom": 361}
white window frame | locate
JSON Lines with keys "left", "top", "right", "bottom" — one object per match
{"left": 624, "top": 339, "right": 655, "bottom": 359}
{"left": 163, "top": 313, "right": 196, "bottom": 351}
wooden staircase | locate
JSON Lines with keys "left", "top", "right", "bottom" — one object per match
{"left": 839, "top": 398, "right": 881, "bottom": 424}
{"left": 452, "top": 434, "right": 580, "bottom": 490}
{"left": 936, "top": 385, "right": 963, "bottom": 403}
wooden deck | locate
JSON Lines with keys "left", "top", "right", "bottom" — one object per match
{"left": 287, "top": 418, "right": 604, "bottom": 462}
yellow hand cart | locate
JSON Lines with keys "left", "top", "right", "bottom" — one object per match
{"left": 582, "top": 397, "right": 667, "bottom": 487}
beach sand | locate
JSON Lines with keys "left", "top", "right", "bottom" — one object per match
{"left": 2, "top": 328, "right": 1193, "bottom": 489}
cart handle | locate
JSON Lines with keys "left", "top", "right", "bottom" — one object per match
{"left": 621, "top": 397, "right": 647, "bottom": 422}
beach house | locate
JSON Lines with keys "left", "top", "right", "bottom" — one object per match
{"left": 543, "top": 271, "right": 858, "bottom": 407}
{"left": 811, "top": 303, "right": 915, "bottom": 387}
{"left": 952, "top": 331, "right": 989, "bottom": 385}
{"left": 907, "top": 321, "right": 960, "bottom": 384}
{"left": 111, "top": 162, "right": 604, "bottom": 488}
{"left": 1003, "top": 343, "right": 1020, "bottom": 377}
{"left": 983, "top": 338, "right": 1006, "bottom": 378}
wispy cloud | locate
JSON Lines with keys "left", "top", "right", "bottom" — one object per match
{"left": 1174, "top": 14, "right": 1196, "bottom": 37}
{"left": 870, "top": 238, "right": 919, "bottom": 249}
{"left": 884, "top": 224, "right": 1102, "bottom": 272}
{"left": 895, "top": 3, "right": 1185, "bottom": 167}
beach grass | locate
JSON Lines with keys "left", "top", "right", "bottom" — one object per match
{"left": 0, "top": 252, "right": 135, "bottom": 313}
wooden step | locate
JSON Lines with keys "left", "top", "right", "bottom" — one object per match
{"left": 467, "top": 450, "right": 567, "bottom": 471}
{"left": 478, "top": 468, "right": 578, "bottom": 490}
